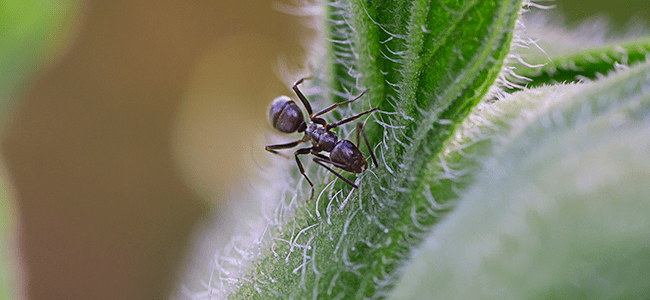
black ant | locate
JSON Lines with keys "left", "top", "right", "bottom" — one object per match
{"left": 265, "top": 77, "right": 378, "bottom": 199}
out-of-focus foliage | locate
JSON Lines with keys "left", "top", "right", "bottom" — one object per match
{"left": 0, "top": 1, "right": 81, "bottom": 299}
{"left": 0, "top": 0, "right": 82, "bottom": 123}
{"left": 0, "top": 165, "right": 18, "bottom": 300}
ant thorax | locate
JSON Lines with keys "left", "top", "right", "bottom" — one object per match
{"left": 305, "top": 122, "right": 338, "bottom": 152}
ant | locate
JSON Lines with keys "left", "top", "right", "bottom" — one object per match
{"left": 265, "top": 77, "right": 378, "bottom": 200}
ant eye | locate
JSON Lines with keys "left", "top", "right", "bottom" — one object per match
{"left": 269, "top": 96, "right": 304, "bottom": 133}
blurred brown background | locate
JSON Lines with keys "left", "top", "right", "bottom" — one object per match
{"left": 2, "top": 0, "right": 308, "bottom": 299}
{"left": 1, "top": 0, "right": 646, "bottom": 299}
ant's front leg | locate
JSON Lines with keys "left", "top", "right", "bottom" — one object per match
{"left": 292, "top": 77, "right": 314, "bottom": 117}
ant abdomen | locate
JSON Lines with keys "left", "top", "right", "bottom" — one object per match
{"left": 269, "top": 96, "right": 304, "bottom": 133}
{"left": 331, "top": 140, "right": 367, "bottom": 173}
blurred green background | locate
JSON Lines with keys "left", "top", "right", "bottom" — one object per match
{"left": 0, "top": 0, "right": 647, "bottom": 299}
{"left": 558, "top": 0, "right": 649, "bottom": 27}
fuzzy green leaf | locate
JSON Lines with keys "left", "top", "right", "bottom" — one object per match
{"left": 390, "top": 61, "right": 650, "bottom": 299}
{"left": 507, "top": 37, "right": 650, "bottom": 91}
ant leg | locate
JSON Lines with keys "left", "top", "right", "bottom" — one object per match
{"left": 357, "top": 123, "right": 378, "bottom": 167}
{"left": 355, "top": 123, "right": 361, "bottom": 147}
{"left": 265, "top": 139, "right": 307, "bottom": 158}
{"left": 326, "top": 107, "right": 378, "bottom": 131}
{"left": 295, "top": 147, "right": 315, "bottom": 199}
{"left": 312, "top": 152, "right": 348, "bottom": 169}
{"left": 312, "top": 89, "right": 369, "bottom": 118}
{"left": 292, "top": 77, "right": 314, "bottom": 117}
{"left": 311, "top": 152, "right": 330, "bottom": 161}
{"left": 313, "top": 157, "right": 358, "bottom": 188}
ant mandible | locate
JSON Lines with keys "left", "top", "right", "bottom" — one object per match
{"left": 265, "top": 77, "right": 379, "bottom": 200}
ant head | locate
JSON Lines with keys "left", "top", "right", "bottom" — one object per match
{"left": 269, "top": 96, "right": 305, "bottom": 133}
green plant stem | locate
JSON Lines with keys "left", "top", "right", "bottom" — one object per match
{"left": 228, "top": 0, "right": 524, "bottom": 298}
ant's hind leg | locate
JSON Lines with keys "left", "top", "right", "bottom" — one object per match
{"left": 295, "top": 147, "right": 315, "bottom": 200}
{"left": 313, "top": 157, "right": 358, "bottom": 189}
{"left": 356, "top": 123, "right": 378, "bottom": 167}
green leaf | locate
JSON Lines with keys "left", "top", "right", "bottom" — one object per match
{"left": 390, "top": 61, "right": 650, "bottom": 299}
{"left": 219, "top": 0, "right": 525, "bottom": 298}
{"left": 507, "top": 37, "right": 650, "bottom": 91}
